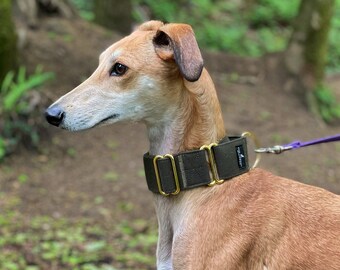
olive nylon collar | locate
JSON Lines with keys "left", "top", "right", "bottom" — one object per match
{"left": 143, "top": 136, "right": 249, "bottom": 196}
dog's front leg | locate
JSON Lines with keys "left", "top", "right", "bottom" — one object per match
{"left": 156, "top": 218, "right": 173, "bottom": 270}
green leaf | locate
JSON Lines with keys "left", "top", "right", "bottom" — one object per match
{"left": 84, "top": 240, "right": 107, "bottom": 252}
{"left": 0, "top": 137, "right": 6, "bottom": 160}
{"left": 18, "top": 174, "right": 29, "bottom": 184}
{"left": 17, "top": 66, "right": 26, "bottom": 85}
{"left": 35, "top": 64, "right": 43, "bottom": 74}
{"left": 137, "top": 169, "right": 145, "bottom": 178}
{"left": 1, "top": 70, "right": 15, "bottom": 94}
{"left": 25, "top": 266, "right": 40, "bottom": 270}
{"left": 103, "top": 171, "right": 118, "bottom": 181}
{"left": 67, "top": 147, "right": 77, "bottom": 157}
{"left": 2, "top": 261, "right": 20, "bottom": 270}
{"left": 3, "top": 71, "right": 54, "bottom": 111}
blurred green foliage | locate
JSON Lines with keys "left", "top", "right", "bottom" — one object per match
{"left": 247, "top": 0, "right": 300, "bottom": 26}
{"left": 314, "top": 84, "right": 340, "bottom": 123}
{"left": 134, "top": 0, "right": 298, "bottom": 57}
{"left": 71, "top": 0, "right": 340, "bottom": 73}
{"left": 327, "top": 0, "right": 340, "bottom": 73}
{"left": 71, "top": 0, "right": 95, "bottom": 20}
{"left": 0, "top": 66, "right": 54, "bottom": 160}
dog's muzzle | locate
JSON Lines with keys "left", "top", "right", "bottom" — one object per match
{"left": 45, "top": 104, "right": 65, "bottom": 127}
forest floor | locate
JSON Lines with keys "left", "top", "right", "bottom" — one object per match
{"left": 0, "top": 17, "right": 339, "bottom": 270}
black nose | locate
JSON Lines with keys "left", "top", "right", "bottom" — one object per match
{"left": 45, "top": 105, "right": 65, "bottom": 127}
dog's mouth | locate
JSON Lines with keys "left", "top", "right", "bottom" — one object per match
{"left": 94, "top": 114, "right": 120, "bottom": 127}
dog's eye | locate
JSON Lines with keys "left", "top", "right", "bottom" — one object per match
{"left": 110, "top": 63, "right": 128, "bottom": 76}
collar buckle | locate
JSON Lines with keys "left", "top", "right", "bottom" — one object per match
{"left": 153, "top": 154, "right": 181, "bottom": 196}
{"left": 200, "top": 143, "right": 224, "bottom": 186}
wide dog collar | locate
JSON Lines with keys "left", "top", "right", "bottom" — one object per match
{"left": 143, "top": 136, "right": 250, "bottom": 196}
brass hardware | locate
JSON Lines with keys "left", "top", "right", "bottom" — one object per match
{"left": 200, "top": 143, "right": 224, "bottom": 186}
{"left": 242, "top": 131, "right": 261, "bottom": 169}
{"left": 153, "top": 154, "right": 181, "bottom": 196}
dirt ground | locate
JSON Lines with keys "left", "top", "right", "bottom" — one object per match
{"left": 0, "top": 17, "right": 339, "bottom": 268}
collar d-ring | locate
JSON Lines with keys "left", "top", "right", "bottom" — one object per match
{"left": 242, "top": 131, "right": 261, "bottom": 169}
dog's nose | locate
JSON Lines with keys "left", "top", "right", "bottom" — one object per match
{"left": 45, "top": 105, "right": 65, "bottom": 127}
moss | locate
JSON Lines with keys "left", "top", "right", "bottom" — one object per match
{"left": 0, "top": 0, "right": 17, "bottom": 81}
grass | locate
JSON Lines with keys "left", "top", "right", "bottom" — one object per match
{"left": 0, "top": 205, "right": 157, "bottom": 270}
{"left": 0, "top": 184, "right": 157, "bottom": 270}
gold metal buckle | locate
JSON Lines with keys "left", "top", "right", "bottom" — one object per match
{"left": 153, "top": 154, "right": 181, "bottom": 196}
{"left": 242, "top": 131, "right": 261, "bottom": 169}
{"left": 200, "top": 143, "right": 224, "bottom": 186}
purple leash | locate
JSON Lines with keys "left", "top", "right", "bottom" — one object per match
{"left": 255, "top": 134, "right": 340, "bottom": 154}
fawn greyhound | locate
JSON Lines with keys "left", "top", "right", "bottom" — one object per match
{"left": 45, "top": 21, "right": 340, "bottom": 269}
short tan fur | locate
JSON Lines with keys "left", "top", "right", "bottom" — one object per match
{"left": 46, "top": 21, "right": 340, "bottom": 270}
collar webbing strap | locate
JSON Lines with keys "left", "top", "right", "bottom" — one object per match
{"left": 143, "top": 136, "right": 249, "bottom": 196}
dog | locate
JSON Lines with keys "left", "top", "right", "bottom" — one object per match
{"left": 45, "top": 21, "right": 340, "bottom": 270}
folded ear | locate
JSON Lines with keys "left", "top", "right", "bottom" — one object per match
{"left": 153, "top": 23, "right": 204, "bottom": 82}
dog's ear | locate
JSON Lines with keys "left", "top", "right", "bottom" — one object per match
{"left": 138, "top": 20, "right": 164, "bottom": 31}
{"left": 153, "top": 24, "right": 204, "bottom": 82}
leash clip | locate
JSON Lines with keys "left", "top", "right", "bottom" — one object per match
{"left": 255, "top": 145, "right": 292, "bottom": 154}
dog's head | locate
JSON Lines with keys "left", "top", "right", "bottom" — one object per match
{"left": 45, "top": 21, "right": 203, "bottom": 131}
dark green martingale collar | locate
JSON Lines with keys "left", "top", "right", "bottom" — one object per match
{"left": 143, "top": 135, "right": 250, "bottom": 196}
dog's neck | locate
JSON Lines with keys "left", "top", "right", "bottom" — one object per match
{"left": 146, "top": 70, "right": 226, "bottom": 268}
{"left": 147, "top": 69, "right": 225, "bottom": 156}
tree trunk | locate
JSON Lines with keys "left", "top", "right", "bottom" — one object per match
{"left": 37, "top": 0, "right": 78, "bottom": 18}
{"left": 94, "top": 0, "right": 132, "bottom": 34}
{"left": 284, "top": 0, "right": 335, "bottom": 101}
{"left": 0, "top": 0, "right": 17, "bottom": 82}
{"left": 13, "top": 0, "right": 77, "bottom": 29}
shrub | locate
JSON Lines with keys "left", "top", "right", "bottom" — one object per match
{"left": 314, "top": 84, "right": 340, "bottom": 123}
{"left": 0, "top": 66, "right": 54, "bottom": 160}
